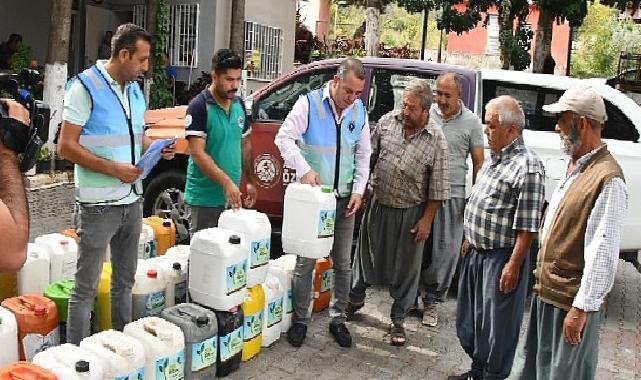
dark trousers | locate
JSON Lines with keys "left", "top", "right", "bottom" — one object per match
{"left": 456, "top": 247, "right": 529, "bottom": 380}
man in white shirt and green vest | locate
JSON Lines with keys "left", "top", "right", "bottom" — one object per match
{"left": 517, "top": 86, "right": 628, "bottom": 380}
{"left": 60, "top": 24, "right": 175, "bottom": 344}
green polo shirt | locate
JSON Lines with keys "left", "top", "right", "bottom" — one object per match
{"left": 184, "top": 88, "right": 248, "bottom": 207}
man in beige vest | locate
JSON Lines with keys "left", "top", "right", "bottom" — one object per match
{"left": 518, "top": 86, "right": 629, "bottom": 380}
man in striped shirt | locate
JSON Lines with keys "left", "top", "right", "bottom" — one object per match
{"left": 449, "top": 96, "right": 545, "bottom": 380}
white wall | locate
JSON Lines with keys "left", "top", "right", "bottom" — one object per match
{"left": 245, "top": 0, "right": 297, "bottom": 76}
{"left": 298, "top": 0, "right": 320, "bottom": 36}
{"left": 0, "top": 0, "right": 53, "bottom": 66}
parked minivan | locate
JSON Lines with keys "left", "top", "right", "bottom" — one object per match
{"left": 143, "top": 58, "right": 641, "bottom": 267}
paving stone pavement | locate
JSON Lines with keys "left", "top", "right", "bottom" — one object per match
{"left": 230, "top": 260, "right": 641, "bottom": 380}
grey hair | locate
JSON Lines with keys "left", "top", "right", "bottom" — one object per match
{"left": 485, "top": 95, "right": 525, "bottom": 133}
{"left": 436, "top": 72, "right": 462, "bottom": 95}
{"left": 337, "top": 57, "right": 366, "bottom": 80}
{"left": 405, "top": 78, "right": 433, "bottom": 111}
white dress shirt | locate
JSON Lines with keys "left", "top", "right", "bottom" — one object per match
{"left": 274, "top": 81, "right": 372, "bottom": 195}
{"left": 541, "top": 145, "right": 629, "bottom": 312}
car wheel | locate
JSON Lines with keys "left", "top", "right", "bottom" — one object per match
{"left": 143, "top": 170, "right": 191, "bottom": 244}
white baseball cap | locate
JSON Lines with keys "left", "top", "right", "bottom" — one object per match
{"left": 542, "top": 85, "right": 607, "bottom": 124}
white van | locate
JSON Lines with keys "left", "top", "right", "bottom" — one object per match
{"left": 479, "top": 70, "right": 641, "bottom": 266}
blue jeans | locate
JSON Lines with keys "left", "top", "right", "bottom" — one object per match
{"left": 67, "top": 200, "right": 142, "bottom": 344}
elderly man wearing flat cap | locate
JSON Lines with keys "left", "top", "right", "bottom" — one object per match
{"left": 517, "top": 85, "right": 629, "bottom": 380}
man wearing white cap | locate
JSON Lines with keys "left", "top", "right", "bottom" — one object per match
{"left": 518, "top": 85, "right": 629, "bottom": 379}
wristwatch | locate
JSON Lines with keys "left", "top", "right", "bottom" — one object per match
{"left": 0, "top": 117, "right": 29, "bottom": 153}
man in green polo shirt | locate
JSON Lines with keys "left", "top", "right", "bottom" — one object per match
{"left": 184, "top": 49, "right": 256, "bottom": 233}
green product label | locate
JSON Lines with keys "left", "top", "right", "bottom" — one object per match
{"left": 286, "top": 289, "right": 293, "bottom": 314}
{"left": 243, "top": 311, "right": 263, "bottom": 341}
{"left": 115, "top": 367, "right": 144, "bottom": 380}
{"left": 250, "top": 239, "right": 270, "bottom": 268}
{"left": 145, "top": 290, "right": 166, "bottom": 316}
{"left": 155, "top": 350, "right": 185, "bottom": 380}
{"left": 191, "top": 336, "right": 217, "bottom": 372}
{"left": 145, "top": 240, "right": 156, "bottom": 259}
{"left": 226, "top": 260, "right": 247, "bottom": 295}
{"left": 318, "top": 209, "right": 336, "bottom": 238}
{"left": 320, "top": 269, "right": 334, "bottom": 293}
{"left": 219, "top": 327, "right": 243, "bottom": 362}
{"left": 267, "top": 298, "right": 283, "bottom": 327}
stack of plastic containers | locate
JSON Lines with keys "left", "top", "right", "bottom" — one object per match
{"left": 313, "top": 258, "right": 334, "bottom": 312}
{"left": 189, "top": 228, "right": 248, "bottom": 311}
{"left": 80, "top": 330, "right": 145, "bottom": 380}
{"left": 34, "top": 234, "right": 78, "bottom": 283}
{"left": 240, "top": 285, "right": 264, "bottom": 362}
{"left": 95, "top": 262, "right": 111, "bottom": 332}
{"left": 282, "top": 183, "right": 336, "bottom": 258}
{"left": 261, "top": 274, "right": 284, "bottom": 347}
{"left": 214, "top": 308, "right": 243, "bottom": 378}
{"left": 218, "top": 209, "right": 271, "bottom": 287}
{"left": 42, "top": 280, "right": 77, "bottom": 343}
{"left": 132, "top": 260, "right": 166, "bottom": 320}
{"left": 161, "top": 303, "right": 218, "bottom": 380}
{"left": 17, "top": 244, "right": 50, "bottom": 295}
{"left": 0, "top": 306, "right": 18, "bottom": 367}
{"left": 32, "top": 344, "right": 104, "bottom": 380}
{"left": 143, "top": 216, "right": 176, "bottom": 256}
{"left": 0, "top": 362, "right": 56, "bottom": 380}
{"left": 139, "top": 224, "right": 156, "bottom": 259}
{"left": 123, "top": 317, "right": 185, "bottom": 380}
{"left": 1, "top": 295, "right": 59, "bottom": 361}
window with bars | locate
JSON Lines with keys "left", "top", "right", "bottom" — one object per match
{"left": 244, "top": 21, "right": 282, "bottom": 80}
{"left": 133, "top": 3, "right": 199, "bottom": 67}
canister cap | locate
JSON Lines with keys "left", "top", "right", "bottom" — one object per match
{"left": 229, "top": 235, "right": 241, "bottom": 244}
{"left": 163, "top": 221, "right": 172, "bottom": 228}
{"left": 75, "top": 361, "right": 90, "bottom": 373}
{"left": 60, "top": 240, "right": 69, "bottom": 246}
{"left": 172, "top": 262, "right": 181, "bottom": 270}
{"left": 320, "top": 187, "right": 332, "bottom": 193}
{"left": 196, "top": 316, "right": 209, "bottom": 326}
{"left": 34, "top": 305, "right": 46, "bottom": 316}
{"left": 147, "top": 269, "right": 158, "bottom": 278}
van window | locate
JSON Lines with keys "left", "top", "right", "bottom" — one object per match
{"left": 539, "top": 89, "right": 639, "bottom": 141}
{"left": 368, "top": 69, "right": 438, "bottom": 124}
{"left": 482, "top": 80, "right": 544, "bottom": 130}
{"left": 253, "top": 69, "right": 335, "bottom": 121}
{"left": 484, "top": 79, "right": 640, "bottom": 141}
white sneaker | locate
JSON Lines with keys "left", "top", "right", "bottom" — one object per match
{"left": 422, "top": 304, "right": 438, "bottom": 327}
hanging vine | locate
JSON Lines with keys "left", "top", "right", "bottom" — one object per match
{"left": 149, "top": 0, "right": 173, "bottom": 109}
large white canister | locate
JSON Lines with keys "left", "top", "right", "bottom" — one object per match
{"left": 165, "top": 245, "right": 190, "bottom": 263}
{"left": 17, "top": 243, "right": 50, "bottom": 295}
{"left": 267, "top": 257, "right": 294, "bottom": 333}
{"left": 218, "top": 209, "right": 271, "bottom": 287}
{"left": 152, "top": 256, "right": 188, "bottom": 307}
{"left": 282, "top": 183, "right": 336, "bottom": 259}
{"left": 189, "top": 228, "right": 248, "bottom": 311}
{"left": 124, "top": 317, "right": 186, "bottom": 380}
{"left": 34, "top": 233, "right": 78, "bottom": 283}
{"left": 80, "top": 330, "right": 146, "bottom": 380}
{"left": 132, "top": 260, "right": 167, "bottom": 320}
{"left": 33, "top": 343, "right": 104, "bottom": 380}
{"left": 261, "top": 274, "right": 284, "bottom": 347}
{"left": 161, "top": 303, "right": 218, "bottom": 380}
{"left": 0, "top": 306, "right": 18, "bottom": 367}
{"left": 139, "top": 224, "right": 157, "bottom": 259}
